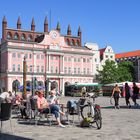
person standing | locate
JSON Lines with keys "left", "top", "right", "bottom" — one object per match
{"left": 124, "top": 83, "right": 131, "bottom": 108}
{"left": 111, "top": 84, "right": 121, "bottom": 109}
{"left": 132, "top": 82, "right": 139, "bottom": 106}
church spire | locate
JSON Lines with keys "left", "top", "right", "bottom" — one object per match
{"left": 17, "top": 16, "right": 21, "bottom": 29}
{"left": 31, "top": 17, "right": 35, "bottom": 31}
{"left": 67, "top": 24, "right": 71, "bottom": 35}
{"left": 2, "top": 16, "right": 7, "bottom": 39}
{"left": 44, "top": 16, "right": 48, "bottom": 32}
{"left": 56, "top": 22, "right": 60, "bottom": 32}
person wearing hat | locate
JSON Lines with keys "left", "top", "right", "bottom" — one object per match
{"left": 47, "top": 88, "right": 59, "bottom": 105}
{"left": 37, "top": 90, "right": 65, "bottom": 128}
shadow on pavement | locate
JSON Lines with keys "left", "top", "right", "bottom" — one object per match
{"left": 101, "top": 105, "right": 140, "bottom": 109}
{"left": 0, "top": 133, "right": 33, "bottom": 140}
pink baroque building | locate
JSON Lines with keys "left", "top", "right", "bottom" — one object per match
{"left": 0, "top": 16, "right": 94, "bottom": 93}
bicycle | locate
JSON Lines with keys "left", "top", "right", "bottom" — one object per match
{"left": 80, "top": 92, "right": 102, "bottom": 129}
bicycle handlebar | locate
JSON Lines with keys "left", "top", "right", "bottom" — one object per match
{"left": 86, "top": 92, "right": 98, "bottom": 98}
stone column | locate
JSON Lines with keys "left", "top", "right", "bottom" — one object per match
{"left": 47, "top": 54, "right": 50, "bottom": 72}
{"left": 7, "top": 51, "right": 12, "bottom": 72}
{"left": 60, "top": 55, "right": 64, "bottom": 73}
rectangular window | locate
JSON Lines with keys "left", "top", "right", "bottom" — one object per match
{"left": 37, "top": 54, "right": 40, "bottom": 59}
{"left": 106, "top": 55, "right": 108, "bottom": 58}
{"left": 83, "top": 68, "right": 86, "bottom": 74}
{"left": 83, "top": 58, "right": 86, "bottom": 62}
{"left": 74, "top": 58, "right": 77, "bottom": 62}
{"left": 37, "top": 66, "right": 39, "bottom": 72}
{"left": 25, "top": 54, "right": 28, "bottom": 59}
{"left": 17, "top": 53, "right": 21, "bottom": 58}
{"left": 74, "top": 68, "right": 76, "bottom": 74}
{"left": 87, "top": 68, "right": 90, "bottom": 74}
{"left": 56, "top": 56, "right": 58, "bottom": 60}
{"left": 64, "top": 57, "right": 67, "bottom": 62}
{"left": 68, "top": 57, "right": 71, "bottom": 62}
{"left": 41, "top": 66, "right": 44, "bottom": 72}
{"left": 95, "top": 58, "right": 97, "bottom": 62}
{"left": 30, "top": 65, "right": 32, "bottom": 72}
{"left": 55, "top": 67, "right": 58, "bottom": 73}
{"left": 29, "top": 54, "right": 32, "bottom": 59}
{"left": 78, "top": 58, "right": 80, "bottom": 62}
{"left": 78, "top": 68, "right": 80, "bottom": 74}
{"left": 12, "top": 64, "right": 16, "bottom": 71}
{"left": 12, "top": 53, "right": 16, "bottom": 58}
{"left": 18, "top": 64, "right": 20, "bottom": 71}
{"left": 64, "top": 67, "right": 67, "bottom": 73}
{"left": 41, "top": 55, "right": 44, "bottom": 59}
{"left": 51, "top": 66, "right": 53, "bottom": 73}
{"left": 96, "top": 64, "right": 99, "bottom": 69}
{"left": 87, "top": 58, "right": 90, "bottom": 63}
{"left": 51, "top": 56, "right": 53, "bottom": 60}
{"left": 68, "top": 67, "right": 71, "bottom": 74}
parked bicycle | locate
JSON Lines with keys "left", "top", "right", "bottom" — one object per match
{"left": 80, "top": 92, "right": 102, "bottom": 129}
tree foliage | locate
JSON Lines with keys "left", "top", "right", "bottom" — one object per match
{"left": 117, "top": 61, "right": 134, "bottom": 82}
{"left": 96, "top": 60, "right": 134, "bottom": 84}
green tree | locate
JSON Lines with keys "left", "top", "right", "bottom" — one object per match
{"left": 96, "top": 60, "right": 118, "bottom": 84}
{"left": 96, "top": 60, "right": 135, "bottom": 84}
{"left": 117, "top": 61, "right": 134, "bottom": 82}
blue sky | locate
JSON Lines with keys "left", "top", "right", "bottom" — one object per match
{"left": 0, "top": 0, "right": 140, "bottom": 53}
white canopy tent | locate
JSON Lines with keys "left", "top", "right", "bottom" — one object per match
{"left": 104, "top": 81, "right": 140, "bottom": 87}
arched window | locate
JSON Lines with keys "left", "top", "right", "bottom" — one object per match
{"left": 27, "top": 34, "right": 33, "bottom": 41}
{"left": 14, "top": 33, "right": 19, "bottom": 40}
{"left": 7, "top": 32, "right": 12, "bottom": 39}
{"left": 66, "top": 39, "right": 70, "bottom": 45}
{"left": 21, "top": 34, "right": 26, "bottom": 41}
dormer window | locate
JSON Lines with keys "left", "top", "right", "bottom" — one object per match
{"left": 21, "top": 34, "right": 26, "bottom": 41}
{"left": 14, "top": 33, "right": 19, "bottom": 40}
{"left": 7, "top": 32, "right": 12, "bottom": 39}
{"left": 27, "top": 35, "right": 32, "bottom": 41}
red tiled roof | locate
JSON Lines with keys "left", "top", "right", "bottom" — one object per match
{"left": 116, "top": 50, "right": 140, "bottom": 59}
{"left": 99, "top": 48, "right": 106, "bottom": 55}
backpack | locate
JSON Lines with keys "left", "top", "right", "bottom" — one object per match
{"left": 80, "top": 118, "right": 91, "bottom": 127}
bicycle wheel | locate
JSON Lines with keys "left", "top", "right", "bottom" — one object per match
{"left": 81, "top": 105, "right": 94, "bottom": 123}
{"left": 94, "top": 106, "right": 102, "bottom": 129}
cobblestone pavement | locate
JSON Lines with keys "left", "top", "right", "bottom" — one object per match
{"left": 0, "top": 97, "right": 140, "bottom": 140}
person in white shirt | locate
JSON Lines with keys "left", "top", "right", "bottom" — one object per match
{"left": 0, "top": 91, "right": 13, "bottom": 103}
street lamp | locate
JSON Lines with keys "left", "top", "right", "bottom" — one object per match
{"left": 45, "top": 78, "right": 49, "bottom": 98}
{"left": 23, "top": 56, "right": 27, "bottom": 99}
{"left": 15, "top": 79, "right": 18, "bottom": 95}
{"left": 32, "top": 77, "right": 38, "bottom": 96}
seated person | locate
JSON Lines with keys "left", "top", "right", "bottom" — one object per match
{"left": 47, "top": 89, "right": 59, "bottom": 105}
{"left": 37, "top": 91, "right": 65, "bottom": 128}
{"left": 15, "top": 93, "right": 29, "bottom": 119}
